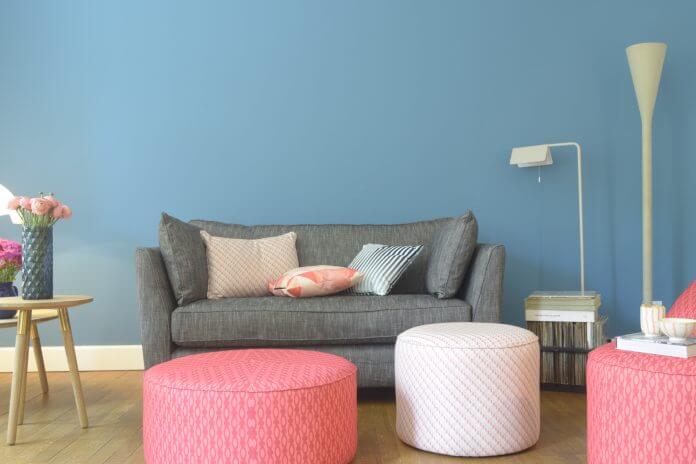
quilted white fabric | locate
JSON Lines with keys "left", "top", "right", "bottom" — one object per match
{"left": 395, "top": 322, "right": 540, "bottom": 457}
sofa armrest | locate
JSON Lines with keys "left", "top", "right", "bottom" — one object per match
{"left": 136, "top": 247, "right": 176, "bottom": 369}
{"left": 459, "top": 244, "right": 505, "bottom": 322}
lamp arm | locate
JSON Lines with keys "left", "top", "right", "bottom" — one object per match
{"left": 547, "top": 142, "right": 585, "bottom": 293}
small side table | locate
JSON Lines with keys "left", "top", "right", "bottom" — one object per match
{"left": 0, "top": 295, "right": 93, "bottom": 445}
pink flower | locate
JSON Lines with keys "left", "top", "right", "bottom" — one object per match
{"left": 43, "top": 195, "right": 61, "bottom": 207}
{"left": 19, "top": 197, "right": 32, "bottom": 210}
{"left": 0, "top": 239, "right": 21, "bottom": 272}
{"left": 59, "top": 205, "right": 72, "bottom": 219}
{"left": 52, "top": 206, "right": 63, "bottom": 219}
{"left": 0, "top": 239, "right": 21, "bottom": 253}
{"left": 30, "top": 197, "right": 52, "bottom": 216}
{"left": 7, "top": 197, "right": 21, "bottom": 210}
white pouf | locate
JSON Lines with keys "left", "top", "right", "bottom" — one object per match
{"left": 395, "top": 322, "right": 540, "bottom": 457}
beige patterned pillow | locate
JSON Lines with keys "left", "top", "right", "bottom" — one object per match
{"left": 200, "top": 231, "right": 299, "bottom": 299}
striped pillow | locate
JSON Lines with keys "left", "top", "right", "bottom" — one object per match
{"left": 348, "top": 244, "right": 423, "bottom": 296}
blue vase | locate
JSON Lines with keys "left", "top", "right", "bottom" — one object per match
{"left": 22, "top": 226, "right": 53, "bottom": 300}
{"left": 0, "top": 282, "right": 18, "bottom": 319}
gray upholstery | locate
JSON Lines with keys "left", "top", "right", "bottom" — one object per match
{"left": 171, "top": 295, "right": 471, "bottom": 348}
{"left": 136, "top": 247, "right": 177, "bottom": 368}
{"left": 137, "top": 214, "right": 506, "bottom": 387}
{"left": 173, "top": 344, "right": 395, "bottom": 388}
{"left": 460, "top": 244, "right": 506, "bottom": 322}
{"left": 159, "top": 214, "right": 451, "bottom": 303}
{"left": 158, "top": 213, "right": 208, "bottom": 305}
{"left": 426, "top": 211, "right": 478, "bottom": 298}
{"left": 190, "top": 218, "right": 448, "bottom": 294}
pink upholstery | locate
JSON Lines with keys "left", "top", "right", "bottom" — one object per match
{"left": 668, "top": 281, "right": 696, "bottom": 336}
{"left": 587, "top": 342, "right": 696, "bottom": 464}
{"left": 143, "top": 349, "right": 357, "bottom": 464}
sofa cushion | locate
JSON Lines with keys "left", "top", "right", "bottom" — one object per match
{"left": 269, "top": 266, "right": 363, "bottom": 298}
{"left": 201, "top": 231, "right": 299, "bottom": 298}
{"left": 426, "top": 211, "right": 478, "bottom": 299}
{"left": 158, "top": 213, "right": 207, "bottom": 305}
{"left": 171, "top": 295, "right": 472, "bottom": 348}
{"left": 348, "top": 244, "right": 424, "bottom": 296}
{"left": 190, "top": 218, "right": 450, "bottom": 294}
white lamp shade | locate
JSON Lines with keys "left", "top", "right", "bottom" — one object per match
{"left": 510, "top": 144, "right": 553, "bottom": 167}
{"left": 0, "top": 184, "right": 21, "bottom": 224}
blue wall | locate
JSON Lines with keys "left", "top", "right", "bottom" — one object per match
{"left": 1, "top": 1, "right": 694, "bottom": 346}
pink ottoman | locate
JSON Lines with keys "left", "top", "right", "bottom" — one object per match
{"left": 587, "top": 343, "right": 696, "bottom": 464}
{"left": 143, "top": 349, "right": 357, "bottom": 464}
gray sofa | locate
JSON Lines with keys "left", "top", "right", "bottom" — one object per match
{"left": 137, "top": 215, "right": 505, "bottom": 387}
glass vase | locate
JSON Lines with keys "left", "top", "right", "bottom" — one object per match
{"left": 22, "top": 226, "right": 53, "bottom": 300}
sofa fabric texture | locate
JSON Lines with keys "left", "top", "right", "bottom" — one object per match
{"left": 159, "top": 213, "right": 482, "bottom": 302}
{"left": 395, "top": 323, "right": 540, "bottom": 457}
{"left": 143, "top": 349, "right": 358, "bottom": 464}
{"left": 200, "top": 230, "right": 299, "bottom": 298}
{"left": 426, "top": 211, "right": 478, "bottom": 299}
{"left": 139, "top": 213, "right": 506, "bottom": 386}
{"left": 171, "top": 294, "right": 472, "bottom": 348}
{"left": 158, "top": 213, "right": 208, "bottom": 306}
{"left": 136, "top": 247, "right": 177, "bottom": 367}
{"left": 190, "top": 216, "right": 450, "bottom": 295}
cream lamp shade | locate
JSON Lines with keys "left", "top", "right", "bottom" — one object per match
{"left": 0, "top": 184, "right": 21, "bottom": 224}
{"left": 627, "top": 43, "right": 667, "bottom": 122}
{"left": 509, "top": 144, "right": 553, "bottom": 167}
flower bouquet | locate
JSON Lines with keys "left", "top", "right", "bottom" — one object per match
{"left": 0, "top": 239, "right": 22, "bottom": 318}
{"left": 6, "top": 193, "right": 72, "bottom": 300}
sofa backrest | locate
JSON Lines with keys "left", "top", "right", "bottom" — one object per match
{"left": 190, "top": 218, "right": 449, "bottom": 294}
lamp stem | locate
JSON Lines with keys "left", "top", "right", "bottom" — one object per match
{"left": 642, "top": 119, "right": 653, "bottom": 304}
{"left": 548, "top": 142, "right": 585, "bottom": 293}
{"left": 576, "top": 144, "right": 585, "bottom": 293}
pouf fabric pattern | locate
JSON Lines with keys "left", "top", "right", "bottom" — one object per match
{"left": 395, "top": 322, "right": 540, "bottom": 457}
{"left": 587, "top": 342, "right": 696, "bottom": 464}
{"left": 143, "top": 349, "right": 357, "bottom": 464}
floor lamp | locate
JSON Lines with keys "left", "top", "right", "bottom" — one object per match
{"left": 510, "top": 142, "right": 586, "bottom": 293}
{"left": 626, "top": 42, "right": 666, "bottom": 306}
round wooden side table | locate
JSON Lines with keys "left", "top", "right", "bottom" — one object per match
{"left": 0, "top": 295, "right": 93, "bottom": 445}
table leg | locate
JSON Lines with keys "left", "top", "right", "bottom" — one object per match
{"left": 6, "top": 311, "right": 31, "bottom": 445}
{"left": 18, "top": 328, "right": 30, "bottom": 425}
{"left": 31, "top": 322, "right": 49, "bottom": 394}
{"left": 58, "top": 308, "right": 88, "bottom": 428}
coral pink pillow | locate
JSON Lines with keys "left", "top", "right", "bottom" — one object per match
{"left": 667, "top": 280, "right": 696, "bottom": 335}
{"left": 268, "top": 266, "right": 363, "bottom": 298}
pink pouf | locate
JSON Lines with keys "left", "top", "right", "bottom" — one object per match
{"left": 587, "top": 342, "right": 696, "bottom": 464}
{"left": 143, "top": 349, "right": 357, "bottom": 464}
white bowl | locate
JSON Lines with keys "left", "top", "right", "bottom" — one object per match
{"left": 660, "top": 318, "right": 696, "bottom": 343}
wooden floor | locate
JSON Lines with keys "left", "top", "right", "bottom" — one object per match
{"left": 0, "top": 371, "right": 587, "bottom": 463}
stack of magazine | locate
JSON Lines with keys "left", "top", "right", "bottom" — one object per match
{"left": 525, "top": 291, "right": 606, "bottom": 387}
{"left": 616, "top": 333, "right": 696, "bottom": 358}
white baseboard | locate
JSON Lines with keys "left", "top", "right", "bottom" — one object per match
{"left": 0, "top": 345, "right": 144, "bottom": 372}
